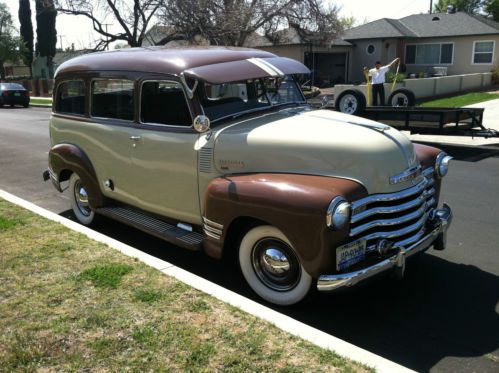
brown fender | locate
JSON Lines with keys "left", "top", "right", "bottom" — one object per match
{"left": 48, "top": 143, "right": 105, "bottom": 208}
{"left": 202, "top": 173, "right": 367, "bottom": 277}
{"left": 414, "top": 143, "right": 443, "bottom": 201}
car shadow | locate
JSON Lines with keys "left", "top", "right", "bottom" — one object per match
{"left": 61, "top": 210, "right": 499, "bottom": 372}
{"left": 413, "top": 141, "right": 499, "bottom": 162}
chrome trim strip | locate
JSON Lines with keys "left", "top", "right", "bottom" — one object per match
{"left": 389, "top": 165, "right": 421, "bottom": 185}
{"left": 350, "top": 212, "right": 428, "bottom": 242}
{"left": 203, "top": 229, "right": 221, "bottom": 240}
{"left": 422, "top": 167, "right": 434, "bottom": 177}
{"left": 350, "top": 203, "right": 427, "bottom": 237}
{"left": 202, "top": 217, "right": 224, "bottom": 230}
{"left": 203, "top": 224, "right": 222, "bottom": 236}
{"left": 352, "top": 178, "right": 428, "bottom": 211}
{"left": 351, "top": 194, "right": 426, "bottom": 223}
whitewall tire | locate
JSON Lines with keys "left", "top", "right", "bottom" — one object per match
{"left": 238, "top": 225, "right": 313, "bottom": 306}
{"left": 69, "top": 172, "right": 95, "bottom": 225}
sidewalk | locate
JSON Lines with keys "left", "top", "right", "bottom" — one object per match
{"left": 29, "top": 96, "right": 52, "bottom": 108}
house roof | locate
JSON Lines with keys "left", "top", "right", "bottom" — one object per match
{"left": 343, "top": 12, "right": 499, "bottom": 40}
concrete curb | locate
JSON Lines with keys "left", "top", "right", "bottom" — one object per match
{"left": 0, "top": 189, "right": 415, "bottom": 373}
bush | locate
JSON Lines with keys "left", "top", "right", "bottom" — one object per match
{"left": 492, "top": 65, "right": 499, "bottom": 85}
{"left": 386, "top": 71, "right": 406, "bottom": 83}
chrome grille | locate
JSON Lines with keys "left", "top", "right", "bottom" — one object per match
{"left": 349, "top": 168, "right": 436, "bottom": 253}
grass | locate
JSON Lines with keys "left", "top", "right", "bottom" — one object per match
{"left": 30, "top": 98, "right": 52, "bottom": 105}
{"left": 0, "top": 199, "right": 373, "bottom": 373}
{"left": 419, "top": 92, "right": 499, "bottom": 107}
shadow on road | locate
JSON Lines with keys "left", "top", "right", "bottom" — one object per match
{"left": 414, "top": 141, "right": 499, "bottom": 162}
{"left": 62, "top": 210, "right": 499, "bottom": 372}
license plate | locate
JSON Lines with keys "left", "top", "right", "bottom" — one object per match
{"left": 336, "top": 240, "right": 366, "bottom": 271}
{"left": 14, "top": 92, "right": 20, "bottom": 96}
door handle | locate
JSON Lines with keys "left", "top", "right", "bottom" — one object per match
{"left": 129, "top": 136, "right": 141, "bottom": 141}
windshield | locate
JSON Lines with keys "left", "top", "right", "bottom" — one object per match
{"left": 201, "top": 75, "right": 305, "bottom": 122}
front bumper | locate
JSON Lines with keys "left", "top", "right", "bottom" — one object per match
{"left": 317, "top": 204, "right": 452, "bottom": 292}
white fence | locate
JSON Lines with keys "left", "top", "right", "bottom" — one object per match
{"left": 333, "top": 72, "right": 493, "bottom": 101}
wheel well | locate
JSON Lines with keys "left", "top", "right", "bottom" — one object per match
{"left": 59, "top": 169, "right": 73, "bottom": 182}
{"left": 222, "top": 216, "right": 267, "bottom": 261}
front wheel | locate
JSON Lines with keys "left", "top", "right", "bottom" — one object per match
{"left": 69, "top": 172, "right": 95, "bottom": 225}
{"left": 238, "top": 225, "right": 313, "bottom": 306}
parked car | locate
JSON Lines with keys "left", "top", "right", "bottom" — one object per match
{"left": 44, "top": 47, "right": 453, "bottom": 306}
{"left": 0, "top": 83, "right": 30, "bottom": 108}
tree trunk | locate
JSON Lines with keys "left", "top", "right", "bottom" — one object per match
{"left": 0, "top": 62, "right": 6, "bottom": 80}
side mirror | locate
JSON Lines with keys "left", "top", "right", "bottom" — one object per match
{"left": 193, "top": 115, "right": 211, "bottom": 133}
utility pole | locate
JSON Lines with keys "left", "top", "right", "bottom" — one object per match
{"left": 430, "top": 0, "right": 433, "bottom": 13}
{"left": 59, "top": 35, "right": 65, "bottom": 51}
{"left": 102, "top": 23, "right": 111, "bottom": 50}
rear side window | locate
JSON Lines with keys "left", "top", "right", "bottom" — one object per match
{"left": 55, "top": 81, "right": 85, "bottom": 115}
{"left": 91, "top": 79, "right": 134, "bottom": 121}
{"left": 140, "top": 81, "right": 191, "bottom": 126}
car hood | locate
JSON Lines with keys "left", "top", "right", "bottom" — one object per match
{"left": 212, "top": 107, "right": 421, "bottom": 194}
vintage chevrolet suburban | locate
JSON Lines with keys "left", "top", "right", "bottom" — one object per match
{"left": 44, "top": 46, "right": 453, "bottom": 305}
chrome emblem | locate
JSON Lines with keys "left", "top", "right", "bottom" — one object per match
{"left": 389, "top": 166, "right": 421, "bottom": 185}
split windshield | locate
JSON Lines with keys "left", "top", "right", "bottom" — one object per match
{"left": 200, "top": 75, "right": 305, "bottom": 121}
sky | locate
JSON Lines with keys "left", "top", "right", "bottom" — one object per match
{"left": 3, "top": 0, "right": 434, "bottom": 50}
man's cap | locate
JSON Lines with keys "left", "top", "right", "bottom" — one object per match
{"left": 375, "top": 61, "right": 381, "bottom": 65}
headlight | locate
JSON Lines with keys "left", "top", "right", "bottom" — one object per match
{"left": 435, "top": 152, "right": 453, "bottom": 178}
{"left": 326, "top": 197, "right": 351, "bottom": 230}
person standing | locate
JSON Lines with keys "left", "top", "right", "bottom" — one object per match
{"left": 364, "top": 58, "right": 400, "bottom": 106}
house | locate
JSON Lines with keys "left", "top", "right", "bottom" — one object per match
{"left": 343, "top": 10, "right": 499, "bottom": 82}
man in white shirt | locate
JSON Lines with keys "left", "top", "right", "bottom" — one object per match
{"left": 364, "top": 58, "right": 400, "bottom": 106}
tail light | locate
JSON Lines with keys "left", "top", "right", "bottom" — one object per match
{"left": 2, "top": 91, "right": 9, "bottom": 97}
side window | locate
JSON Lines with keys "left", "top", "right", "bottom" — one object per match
{"left": 55, "top": 81, "right": 85, "bottom": 115}
{"left": 140, "top": 81, "right": 192, "bottom": 126}
{"left": 91, "top": 79, "right": 134, "bottom": 121}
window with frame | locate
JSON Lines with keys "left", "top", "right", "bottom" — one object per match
{"left": 55, "top": 80, "right": 86, "bottom": 115}
{"left": 405, "top": 43, "right": 453, "bottom": 65}
{"left": 91, "top": 79, "right": 134, "bottom": 120}
{"left": 473, "top": 41, "right": 494, "bottom": 64}
{"left": 140, "top": 81, "right": 192, "bottom": 126}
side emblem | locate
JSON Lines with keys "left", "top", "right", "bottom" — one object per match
{"left": 389, "top": 166, "right": 421, "bottom": 185}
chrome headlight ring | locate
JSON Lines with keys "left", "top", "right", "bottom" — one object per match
{"left": 435, "top": 152, "right": 453, "bottom": 178}
{"left": 326, "top": 197, "right": 351, "bottom": 230}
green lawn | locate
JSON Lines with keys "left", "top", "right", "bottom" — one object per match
{"left": 419, "top": 92, "right": 499, "bottom": 108}
{"left": 30, "top": 98, "right": 52, "bottom": 105}
{"left": 0, "top": 199, "right": 372, "bottom": 373}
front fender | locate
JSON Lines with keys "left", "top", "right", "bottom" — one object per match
{"left": 48, "top": 143, "right": 105, "bottom": 208}
{"left": 202, "top": 173, "right": 367, "bottom": 277}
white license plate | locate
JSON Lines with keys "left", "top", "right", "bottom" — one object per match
{"left": 14, "top": 92, "right": 20, "bottom": 96}
{"left": 336, "top": 240, "right": 366, "bottom": 271}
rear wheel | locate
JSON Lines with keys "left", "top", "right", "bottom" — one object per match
{"left": 238, "top": 225, "right": 312, "bottom": 306}
{"left": 388, "top": 88, "right": 415, "bottom": 107}
{"left": 335, "top": 89, "right": 366, "bottom": 115}
{"left": 69, "top": 173, "right": 95, "bottom": 225}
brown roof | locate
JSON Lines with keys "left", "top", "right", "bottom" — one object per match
{"left": 55, "top": 46, "right": 277, "bottom": 77}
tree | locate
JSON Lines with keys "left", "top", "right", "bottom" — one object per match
{"left": 19, "top": 0, "right": 34, "bottom": 76}
{"left": 486, "top": 0, "right": 499, "bottom": 20}
{"left": 155, "top": 0, "right": 342, "bottom": 47}
{"left": 434, "top": 0, "right": 486, "bottom": 13}
{"left": 0, "top": 2, "right": 25, "bottom": 79}
{"left": 55, "top": 0, "right": 163, "bottom": 50}
{"left": 36, "top": 0, "right": 58, "bottom": 78}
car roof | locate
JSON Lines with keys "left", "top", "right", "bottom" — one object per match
{"left": 55, "top": 46, "right": 279, "bottom": 78}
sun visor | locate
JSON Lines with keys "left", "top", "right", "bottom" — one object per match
{"left": 182, "top": 57, "right": 310, "bottom": 84}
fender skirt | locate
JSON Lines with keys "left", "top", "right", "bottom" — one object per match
{"left": 48, "top": 143, "right": 105, "bottom": 209}
{"left": 203, "top": 173, "right": 367, "bottom": 277}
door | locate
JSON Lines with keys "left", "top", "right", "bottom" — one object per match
{"left": 126, "top": 80, "right": 201, "bottom": 224}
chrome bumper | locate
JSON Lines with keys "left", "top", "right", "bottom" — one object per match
{"left": 317, "top": 204, "right": 452, "bottom": 292}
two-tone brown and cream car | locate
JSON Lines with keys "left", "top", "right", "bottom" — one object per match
{"left": 44, "top": 46, "right": 453, "bottom": 305}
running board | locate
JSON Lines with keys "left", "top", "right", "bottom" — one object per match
{"left": 96, "top": 206, "right": 203, "bottom": 250}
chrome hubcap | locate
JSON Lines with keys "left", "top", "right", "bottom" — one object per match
{"left": 339, "top": 94, "right": 358, "bottom": 114}
{"left": 74, "top": 179, "right": 91, "bottom": 217}
{"left": 251, "top": 238, "right": 300, "bottom": 292}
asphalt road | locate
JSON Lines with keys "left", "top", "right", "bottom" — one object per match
{"left": 1, "top": 107, "right": 498, "bottom": 373}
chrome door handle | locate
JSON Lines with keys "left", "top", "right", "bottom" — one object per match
{"left": 129, "top": 136, "right": 141, "bottom": 141}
